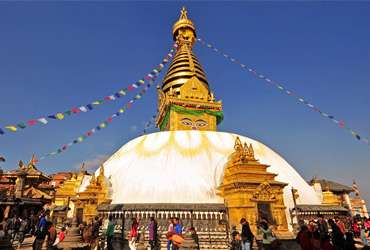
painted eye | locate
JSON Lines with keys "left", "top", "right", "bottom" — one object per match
{"left": 195, "top": 120, "right": 207, "bottom": 127}
{"left": 181, "top": 118, "right": 193, "bottom": 126}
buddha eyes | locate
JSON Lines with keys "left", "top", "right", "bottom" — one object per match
{"left": 195, "top": 120, "right": 207, "bottom": 127}
{"left": 181, "top": 118, "right": 193, "bottom": 126}
{"left": 180, "top": 118, "right": 208, "bottom": 128}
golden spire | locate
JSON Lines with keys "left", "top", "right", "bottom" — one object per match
{"left": 162, "top": 7, "right": 209, "bottom": 95}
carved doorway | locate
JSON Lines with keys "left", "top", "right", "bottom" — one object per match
{"left": 257, "top": 202, "right": 273, "bottom": 224}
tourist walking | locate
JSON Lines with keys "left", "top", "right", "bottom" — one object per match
{"left": 328, "top": 219, "right": 345, "bottom": 250}
{"left": 148, "top": 217, "right": 158, "bottom": 250}
{"left": 32, "top": 212, "right": 49, "bottom": 250}
{"left": 240, "top": 218, "right": 254, "bottom": 250}
{"left": 106, "top": 215, "right": 115, "bottom": 250}
{"left": 128, "top": 217, "right": 139, "bottom": 250}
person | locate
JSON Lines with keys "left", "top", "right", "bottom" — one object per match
{"left": 318, "top": 216, "right": 329, "bottom": 240}
{"left": 230, "top": 231, "right": 242, "bottom": 250}
{"left": 258, "top": 221, "right": 273, "bottom": 250}
{"left": 0, "top": 219, "right": 6, "bottom": 239}
{"left": 311, "top": 230, "right": 321, "bottom": 250}
{"left": 240, "top": 218, "right": 254, "bottom": 250}
{"left": 52, "top": 227, "right": 66, "bottom": 249}
{"left": 353, "top": 222, "right": 360, "bottom": 238}
{"left": 17, "top": 217, "right": 28, "bottom": 248}
{"left": 46, "top": 221, "right": 57, "bottom": 250}
{"left": 91, "top": 216, "right": 101, "bottom": 250}
{"left": 360, "top": 224, "right": 369, "bottom": 246}
{"left": 321, "top": 234, "right": 335, "bottom": 250}
{"left": 296, "top": 225, "right": 312, "bottom": 250}
{"left": 106, "top": 215, "right": 115, "bottom": 250}
{"left": 148, "top": 217, "right": 158, "bottom": 250}
{"left": 166, "top": 218, "right": 174, "bottom": 250}
{"left": 336, "top": 218, "right": 346, "bottom": 235}
{"left": 343, "top": 232, "right": 357, "bottom": 250}
{"left": 32, "top": 212, "right": 49, "bottom": 250}
{"left": 128, "top": 217, "right": 139, "bottom": 250}
{"left": 328, "top": 219, "right": 345, "bottom": 250}
{"left": 189, "top": 227, "right": 199, "bottom": 250}
{"left": 172, "top": 217, "right": 183, "bottom": 250}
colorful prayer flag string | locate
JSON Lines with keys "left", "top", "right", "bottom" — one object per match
{"left": 142, "top": 115, "right": 157, "bottom": 135}
{"left": 37, "top": 57, "right": 170, "bottom": 161}
{"left": 197, "top": 37, "right": 370, "bottom": 147}
{"left": 0, "top": 44, "right": 177, "bottom": 136}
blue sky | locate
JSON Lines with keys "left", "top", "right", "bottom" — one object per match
{"left": 0, "top": 2, "right": 369, "bottom": 204}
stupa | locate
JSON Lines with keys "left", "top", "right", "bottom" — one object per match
{"left": 92, "top": 7, "right": 321, "bottom": 248}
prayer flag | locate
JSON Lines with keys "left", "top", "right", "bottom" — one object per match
{"left": 0, "top": 128, "right": 4, "bottom": 135}
{"left": 48, "top": 115, "right": 57, "bottom": 119}
{"left": 5, "top": 126, "right": 17, "bottom": 132}
{"left": 87, "top": 104, "right": 93, "bottom": 110}
{"left": 56, "top": 113, "right": 64, "bottom": 120}
{"left": 64, "top": 111, "right": 72, "bottom": 116}
{"left": 119, "top": 90, "right": 126, "bottom": 96}
{"left": 107, "top": 117, "right": 113, "bottom": 123}
{"left": 128, "top": 85, "right": 134, "bottom": 91}
{"left": 114, "top": 93, "right": 121, "bottom": 98}
{"left": 72, "top": 107, "right": 80, "bottom": 113}
{"left": 38, "top": 118, "right": 48, "bottom": 124}
{"left": 17, "top": 123, "right": 26, "bottom": 129}
{"left": 28, "top": 120, "right": 37, "bottom": 126}
{"left": 79, "top": 106, "right": 88, "bottom": 112}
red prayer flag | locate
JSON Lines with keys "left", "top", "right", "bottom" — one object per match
{"left": 126, "top": 103, "right": 132, "bottom": 109}
{"left": 107, "top": 117, "right": 113, "bottom": 123}
{"left": 128, "top": 85, "right": 134, "bottom": 91}
{"left": 28, "top": 120, "right": 37, "bottom": 126}
{"left": 104, "top": 96, "right": 111, "bottom": 101}
{"left": 87, "top": 131, "right": 93, "bottom": 136}
{"left": 72, "top": 108, "right": 80, "bottom": 113}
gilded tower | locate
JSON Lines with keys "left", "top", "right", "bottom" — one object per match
{"left": 156, "top": 7, "right": 223, "bottom": 131}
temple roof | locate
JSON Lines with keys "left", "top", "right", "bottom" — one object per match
{"left": 310, "top": 178, "right": 353, "bottom": 193}
{"left": 4, "top": 157, "right": 51, "bottom": 181}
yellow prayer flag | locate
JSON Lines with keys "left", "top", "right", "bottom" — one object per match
{"left": 5, "top": 126, "right": 17, "bottom": 132}
{"left": 56, "top": 113, "right": 64, "bottom": 120}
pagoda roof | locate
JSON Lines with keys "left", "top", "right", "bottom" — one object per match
{"left": 4, "top": 159, "right": 51, "bottom": 181}
{"left": 310, "top": 178, "right": 353, "bottom": 193}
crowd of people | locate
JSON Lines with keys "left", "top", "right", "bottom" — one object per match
{"left": 296, "top": 216, "right": 370, "bottom": 250}
{"left": 0, "top": 209, "right": 66, "bottom": 250}
{"left": 231, "top": 218, "right": 281, "bottom": 250}
{"left": 229, "top": 216, "right": 370, "bottom": 250}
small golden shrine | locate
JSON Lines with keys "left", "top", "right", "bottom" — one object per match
{"left": 218, "top": 137, "right": 290, "bottom": 236}
{"left": 156, "top": 7, "right": 223, "bottom": 131}
{"left": 53, "top": 164, "right": 110, "bottom": 224}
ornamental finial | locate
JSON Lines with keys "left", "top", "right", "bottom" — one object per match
{"left": 180, "top": 6, "right": 188, "bottom": 20}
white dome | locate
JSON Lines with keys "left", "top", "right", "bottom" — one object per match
{"left": 98, "top": 131, "right": 320, "bottom": 209}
